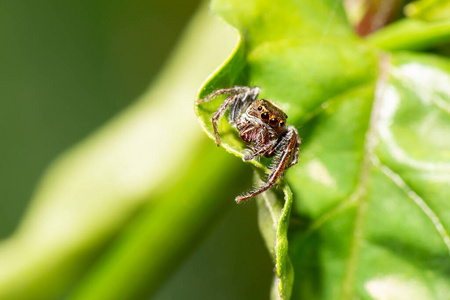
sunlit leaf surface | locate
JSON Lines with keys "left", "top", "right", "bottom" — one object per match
{"left": 195, "top": 0, "right": 450, "bottom": 299}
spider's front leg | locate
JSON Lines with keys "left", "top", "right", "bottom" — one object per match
{"left": 197, "top": 86, "right": 260, "bottom": 146}
{"left": 236, "top": 126, "right": 299, "bottom": 202}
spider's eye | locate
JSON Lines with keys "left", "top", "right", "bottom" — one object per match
{"left": 269, "top": 118, "right": 278, "bottom": 125}
{"left": 261, "top": 112, "right": 270, "bottom": 120}
{"left": 257, "top": 106, "right": 263, "bottom": 111}
{"left": 279, "top": 121, "right": 285, "bottom": 127}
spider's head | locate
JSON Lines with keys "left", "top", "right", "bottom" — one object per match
{"left": 248, "top": 99, "right": 287, "bottom": 134}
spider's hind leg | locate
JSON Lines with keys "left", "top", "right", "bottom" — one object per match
{"left": 286, "top": 126, "right": 300, "bottom": 168}
{"left": 228, "top": 86, "right": 260, "bottom": 122}
{"left": 196, "top": 86, "right": 260, "bottom": 105}
{"left": 198, "top": 86, "right": 260, "bottom": 146}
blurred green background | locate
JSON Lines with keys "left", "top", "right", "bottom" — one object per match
{"left": 0, "top": 0, "right": 272, "bottom": 298}
{"left": 0, "top": 0, "right": 198, "bottom": 237}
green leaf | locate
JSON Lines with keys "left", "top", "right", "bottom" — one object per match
{"left": 195, "top": 0, "right": 376, "bottom": 298}
{"left": 405, "top": 0, "right": 450, "bottom": 22}
{"left": 289, "top": 52, "right": 450, "bottom": 299}
{"left": 256, "top": 178, "right": 294, "bottom": 300}
{"left": 195, "top": 0, "right": 450, "bottom": 299}
{"left": 366, "top": 18, "right": 450, "bottom": 51}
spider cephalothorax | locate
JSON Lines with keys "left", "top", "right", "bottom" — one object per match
{"left": 197, "top": 86, "right": 300, "bottom": 202}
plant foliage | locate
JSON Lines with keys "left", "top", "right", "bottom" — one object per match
{"left": 195, "top": 0, "right": 450, "bottom": 299}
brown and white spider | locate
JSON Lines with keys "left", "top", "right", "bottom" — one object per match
{"left": 197, "top": 86, "right": 300, "bottom": 203}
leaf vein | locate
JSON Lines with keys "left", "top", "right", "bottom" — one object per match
{"left": 341, "top": 53, "right": 391, "bottom": 299}
{"left": 374, "top": 157, "right": 450, "bottom": 255}
{"left": 262, "top": 191, "right": 278, "bottom": 228}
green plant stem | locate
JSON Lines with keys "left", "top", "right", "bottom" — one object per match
{"left": 68, "top": 141, "right": 251, "bottom": 300}
{"left": 0, "top": 3, "right": 239, "bottom": 300}
{"left": 366, "top": 18, "right": 450, "bottom": 51}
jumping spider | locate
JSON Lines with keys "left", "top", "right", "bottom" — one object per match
{"left": 197, "top": 86, "right": 300, "bottom": 203}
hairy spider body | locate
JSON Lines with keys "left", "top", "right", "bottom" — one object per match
{"left": 197, "top": 86, "right": 300, "bottom": 203}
